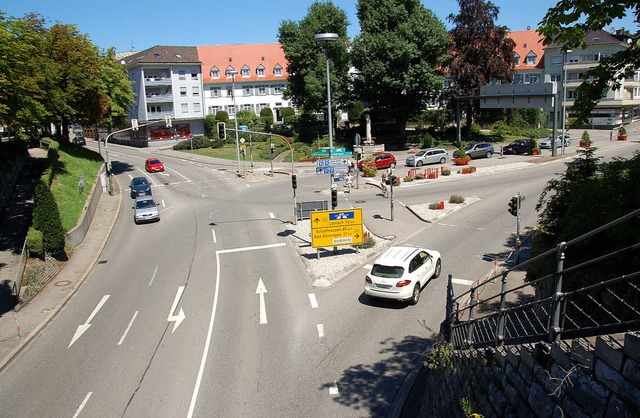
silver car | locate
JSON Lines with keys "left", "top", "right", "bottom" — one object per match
{"left": 133, "top": 195, "right": 160, "bottom": 224}
{"left": 405, "top": 148, "right": 448, "bottom": 167}
{"left": 539, "top": 135, "right": 571, "bottom": 149}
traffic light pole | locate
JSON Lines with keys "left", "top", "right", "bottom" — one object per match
{"left": 515, "top": 191, "right": 521, "bottom": 265}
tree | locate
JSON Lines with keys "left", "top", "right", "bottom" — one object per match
{"left": 204, "top": 114, "right": 218, "bottom": 137}
{"left": 537, "top": 2, "right": 639, "bottom": 124}
{"left": 447, "top": 0, "right": 515, "bottom": 140}
{"left": 259, "top": 107, "right": 274, "bottom": 131}
{"left": 278, "top": 2, "right": 350, "bottom": 122}
{"left": 96, "top": 48, "right": 135, "bottom": 130}
{"left": 351, "top": 0, "right": 450, "bottom": 137}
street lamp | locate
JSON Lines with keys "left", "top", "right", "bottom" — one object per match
{"left": 228, "top": 69, "right": 241, "bottom": 173}
{"left": 315, "top": 32, "right": 339, "bottom": 189}
{"left": 561, "top": 48, "right": 572, "bottom": 155}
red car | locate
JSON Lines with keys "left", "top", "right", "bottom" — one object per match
{"left": 145, "top": 158, "right": 164, "bottom": 173}
{"left": 358, "top": 152, "right": 397, "bottom": 170}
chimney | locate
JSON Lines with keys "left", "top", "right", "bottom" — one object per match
{"left": 527, "top": 26, "right": 530, "bottom": 30}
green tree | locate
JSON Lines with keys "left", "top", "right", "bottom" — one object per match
{"left": 537, "top": 2, "right": 639, "bottom": 124}
{"left": 216, "top": 110, "right": 229, "bottom": 122}
{"left": 278, "top": 2, "right": 350, "bottom": 123}
{"left": 259, "top": 107, "right": 274, "bottom": 131}
{"left": 204, "top": 114, "right": 217, "bottom": 137}
{"left": 237, "top": 109, "right": 258, "bottom": 127}
{"left": 447, "top": 0, "right": 516, "bottom": 140}
{"left": 96, "top": 48, "right": 135, "bottom": 130}
{"left": 281, "top": 107, "right": 296, "bottom": 124}
{"left": 351, "top": 0, "right": 450, "bottom": 137}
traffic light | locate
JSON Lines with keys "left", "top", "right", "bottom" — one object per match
{"left": 165, "top": 116, "right": 172, "bottom": 128}
{"left": 331, "top": 188, "right": 338, "bottom": 209}
{"left": 291, "top": 174, "right": 297, "bottom": 190}
{"left": 508, "top": 196, "right": 519, "bottom": 216}
{"left": 217, "top": 122, "right": 226, "bottom": 140}
{"left": 131, "top": 118, "right": 139, "bottom": 131}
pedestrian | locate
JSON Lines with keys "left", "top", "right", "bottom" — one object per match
{"left": 78, "top": 176, "right": 85, "bottom": 194}
{"left": 610, "top": 130, "right": 613, "bottom": 141}
{"left": 345, "top": 172, "right": 353, "bottom": 193}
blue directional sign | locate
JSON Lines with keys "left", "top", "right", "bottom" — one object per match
{"left": 329, "top": 211, "right": 355, "bottom": 220}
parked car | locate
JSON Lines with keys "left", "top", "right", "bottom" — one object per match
{"left": 358, "top": 152, "right": 397, "bottom": 170}
{"left": 72, "top": 136, "right": 86, "bottom": 146}
{"left": 129, "top": 176, "right": 152, "bottom": 198}
{"left": 453, "top": 142, "right": 495, "bottom": 159}
{"left": 539, "top": 135, "right": 571, "bottom": 149}
{"left": 503, "top": 139, "right": 535, "bottom": 155}
{"left": 133, "top": 195, "right": 160, "bottom": 224}
{"left": 405, "top": 148, "right": 448, "bottom": 167}
{"left": 145, "top": 158, "right": 164, "bottom": 173}
{"left": 364, "top": 246, "right": 441, "bottom": 305}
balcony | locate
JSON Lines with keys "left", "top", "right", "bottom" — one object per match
{"left": 144, "top": 76, "right": 172, "bottom": 86}
{"left": 146, "top": 111, "right": 174, "bottom": 120}
{"left": 145, "top": 93, "right": 173, "bottom": 103}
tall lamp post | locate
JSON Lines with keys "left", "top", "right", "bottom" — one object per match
{"left": 228, "top": 69, "right": 241, "bottom": 173}
{"left": 561, "top": 48, "right": 572, "bottom": 156}
{"left": 315, "top": 32, "right": 339, "bottom": 189}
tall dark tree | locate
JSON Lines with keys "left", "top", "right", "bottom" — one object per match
{"left": 278, "top": 2, "right": 350, "bottom": 128}
{"left": 447, "top": 0, "right": 515, "bottom": 140}
{"left": 351, "top": 0, "right": 450, "bottom": 137}
{"left": 538, "top": 1, "right": 639, "bottom": 124}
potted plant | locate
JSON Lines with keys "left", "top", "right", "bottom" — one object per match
{"left": 532, "top": 147, "right": 541, "bottom": 156}
{"left": 452, "top": 146, "right": 471, "bottom": 165}
{"left": 528, "top": 139, "right": 539, "bottom": 155}
{"left": 579, "top": 130, "right": 591, "bottom": 147}
{"left": 617, "top": 126, "right": 628, "bottom": 141}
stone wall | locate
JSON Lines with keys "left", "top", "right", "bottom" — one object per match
{"left": 418, "top": 332, "right": 640, "bottom": 417}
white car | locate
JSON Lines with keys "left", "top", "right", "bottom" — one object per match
{"left": 539, "top": 135, "right": 571, "bottom": 149}
{"left": 364, "top": 246, "right": 441, "bottom": 305}
{"left": 133, "top": 195, "right": 160, "bottom": 224}
{"left": 405, "top": 148, "right": 448, "bottom": 167}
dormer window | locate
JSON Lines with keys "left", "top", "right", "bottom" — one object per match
{"left": 225, "top": 66, "right": 236, "bottom": 77}
{"left": 241, "top": 65, "right": 250, "bottom": 77}
{"left": 513, "top": 53, "right": 520, "bottom": 66}
{"left": 525, "top": 52, "right": 537, "bottom": 65}
{"left": 256, "top": 65, "right": 265, "bottom": 77}
{"left": 274, "top": 64, "right": 283, "bottom": 76}
{"left": 210, "top": 67, "right": 220, "bottom": 79}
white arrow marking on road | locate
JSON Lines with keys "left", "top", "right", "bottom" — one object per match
{"left": 167, "top": 286, "right": 186, "bottom": 333}
{"left": 256, "top": 278, "right": 268, "bottom": 324}
{"left": 69, "top": 295, "right": 110, "bottom": 348}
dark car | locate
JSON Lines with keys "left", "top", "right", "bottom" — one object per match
{"left": 453, "top": 142, "right": 495, "bottom": 159}
{"left": 358, "top": 152, "right": 397, "bottom": 170}
{"left": 72, "top": 136, "right": 86, "bottom": 146}
{"left": 503, "top": 139, "right": 535, "bottom": 155}
{"left": 129, "top": 176, "right": 152, "bottom": 198}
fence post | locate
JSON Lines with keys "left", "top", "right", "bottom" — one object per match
{"left": 495, "top": 270, "right": 509, "bottom": 346}
{"left": 444, "top": 274, "right": 454, "bottom": 342}
{"left": 466, "top": 285, "right": 478, "bottom": 345}
{"left": 549, "top": 241, "right": 567, "bottom": 343}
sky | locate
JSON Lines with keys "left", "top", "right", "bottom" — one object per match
{"left": 3, "top": 1, "right": 638, "bottom": 54}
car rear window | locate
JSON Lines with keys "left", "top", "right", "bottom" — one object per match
{"left": 371, "top": 264, "right": 404, "bottom": 278}
{"left": 136, "top": 199, "right": 155, "bottom": 209}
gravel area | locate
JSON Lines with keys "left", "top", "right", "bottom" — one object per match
{"left": 283, "top": 196, "right": 480, "bottom": 287}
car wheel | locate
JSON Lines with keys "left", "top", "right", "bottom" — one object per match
{"left": 486, "top": 151, "right": 493, "bottom": 159}
{"left": 416, "top": 161, "right": 423, "bottom": 167}
{"left": 409, "top": 284, "right": 420, "bottom": 305}
{"left": 433, "top": 259, "right": 442, "bottom": 279}
{"left": 439, "top": 157, "right": 446, "bottom": 164}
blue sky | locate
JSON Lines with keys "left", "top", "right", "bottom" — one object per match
{"left": 3, "top": 1, "right": 638, "bottom": 53}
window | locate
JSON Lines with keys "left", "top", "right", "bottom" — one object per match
{"left": 524, "top": 73, "right": 541, "bottom": 84}
{"left": 274, "top": 65, "right": 283, "bottom": 76}
{"left": 513, "top": 54, "right": 520, "bottom": 66}
{"left": 191, "top": 73, "right": 198, "bottom": 80}
{"left": 210, "top": 87, "right": 221, "bottom": 97}
{"left": 228, "top": 105, "right": 236, "bottom": 117}
{"left": 225, "top": 67, "right": 236, "bottom": 77}
{"left": 633, "top": 87, "right": 639, "bottom": 99}
{"left": 550, "top": 56, "right": 562, "bottom": 66}
{"left": 210, "top": 67, "right": 220, "bottom": 79}
{"left": 227, "top": 87, "right": 233, "bottom": 97}
{"left": 550, "top": 74, "right": 561, "bottom": 82}
{"left": 244, "top": 87, "right": 252, "bottom": 96}
{"left": 181, "top": 103, "right": 189, "bottom": 113}
{"left": 179, "top": 70, "right": 186, "bottom": 80}
{"left": 208, "top": 106, "right": 220, "bottom": 115}
{"left": 256, "top": 65, "right": 265, "bottom": 77}
{"left": 148, "top": 106, "right": 162, "bottom": 113}
{"left": 525, "top": 53, "right": 537, "bottom": 65}
{"left": 192, "top": 86, "right": 199, "bottom": 96}
{"left": 241, "top": 104, "right": 253, "bottom": 112}
{"left": 273, "top": 85, "right": 283, "bottom": 94}
{"left": 241, "top": 66, "right": 250, "bottom": 77}
{"left": 180, "top": 87, "right": 187, "bottom": 97}
{"left": 194, "top": 103, "right": 201, "bottom": 112}
{"left": 258, "top": 103, "right": 268, "bottom": 112}
{"left": 258, "top": 86, "right": 267, "bottom": 95}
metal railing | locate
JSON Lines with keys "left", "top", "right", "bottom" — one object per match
{"left": 445, "top": 208, "right": 640, "bottom": 349}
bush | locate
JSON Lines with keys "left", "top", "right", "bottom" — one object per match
{"left": 429, "top": 202, "right": 440, "bottom": 210}
{"left": 404, "top": 175, "right": 414, "bottom": 182}
{"left": 361, "top": 157, "right": 377, "bottom": 177}
{"left": 26, "top": 227, "right": 44, "bottom": 259}
{"left": 33, "top": 180, "right": 66, "bottom": 260}
{"left": 216, "top": 111, "right": 229, "bottom": 123}
{"left": 449, "top": 195, "right": 465, "bottom": 204}
{"left": 357, "top": 234, "right": 376, "bottom": 249}
{"left": 281, "top": 107, "right": 296, "bottom": 124}
{"left": 442, "top": 168, "right": 451, "bottom": 176}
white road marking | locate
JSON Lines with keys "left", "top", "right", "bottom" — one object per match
{"left": 246, "top": 184, "right": 250, "bottom": 187}
{"left": 148, "top": 265, "right": 159, "bottom": 287}
{"left": 161, "top": 199, "right": 166, "bottom": 207}
{"left": 167, "top": 286, "right": 186, "bottom": 333}
{"left": 217, "top": 242, "right": 286, "bottom": 254}
{"left": 256, "top": 278, "right": 268, "bottom": 325}
{"left": 118, "top": 311, "right": 139, "bottom": 345}
{"left": 452, "top": 278, "right": 475, "bottom": 286}
{"left": 317, "top": 324, "right": 325, "bottom": 338}
{"left": 329, "top": 382, "right": 339, "bottom": 395}
{"left": 72, "top": 392, "right": 93, "bottom": 418}
{"left": 269, "top": 212, "right": 275, "bottom": 219}
{"left": 211, "top": 229, "right": 217, "bottom": 244}
{"left": 308, "top": 293, "right": 318, "bottom": 308}
{"left": 69, "top": 295, "right": 110, "bottom": 348}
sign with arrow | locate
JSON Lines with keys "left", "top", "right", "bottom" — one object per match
{"left": 167, "top": 286, "right": 186, "bottom": 333}
{"left": 69, "top": 294, "right": 110, "bottom": 348}
{"left": 310, "top": 208, "right": 364, "bottom": 248}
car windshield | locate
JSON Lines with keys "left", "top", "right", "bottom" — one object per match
{"left": 463, "top": 144, "right": 474, "bottom": 150}
{"left": 132, "top": 178, "right": 147, "bottom": 186}
{"left": 149, "top": 159, "right": 161, "bottom": 165}
{"left": 371, "top": 264, "right": 404, "bottom": 278}
{"left": 136, "top": 199, "right": 155, "bottom": 209}
{"left": 415, "top": 151, "right": 426, "bottom": 157}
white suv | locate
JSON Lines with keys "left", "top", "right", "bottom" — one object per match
{"left": 405, "top": 148, "right": 448, "bottom": 167}
{"left": 364, "top": 246, "right": 441, "bottom": 305}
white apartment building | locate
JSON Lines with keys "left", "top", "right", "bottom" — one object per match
{"left": 197, "top": 44, "right": 292, "bottom": 124}
{"left": 123, "top": 46, "right": 205, "bottom": 140}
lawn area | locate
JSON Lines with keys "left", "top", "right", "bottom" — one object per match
{"left": 178, "top": 141, "right": 314, "bottom": 163}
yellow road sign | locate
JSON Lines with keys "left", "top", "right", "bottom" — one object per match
{"left": 310, "top": 208, "right": 363, "bottom": 248}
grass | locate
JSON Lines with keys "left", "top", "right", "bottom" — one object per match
{"left": 51, "top": 145, "right": 104, "bottom": 232}
{"left": 178, "top": 141, "right": 313, "bottom": 163}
